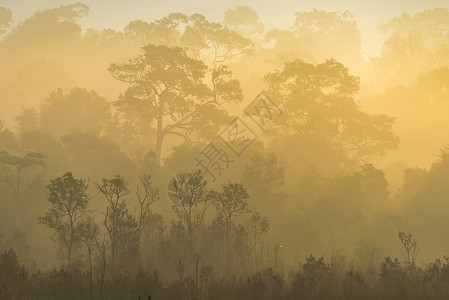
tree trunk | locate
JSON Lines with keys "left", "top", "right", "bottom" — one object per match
{"left": 225, "top": 220, "right": 230, "bottom": 281}
{"left": 15, "top": 167, "right": 21, "bottom": 228}
{"left": 137, "top": 204, "right": 143, "bottom": 267}
{"left": 187, "top": 225, "right": 194, "bottom": 258}
{"left": 68, "top": 216, "right": 73, "bottom": 265}
{"left": 67, "top": 247, "right": 72, "bottom": 266}
{"left": 154, "top": 100, "right": 165, "bottom": 165}
{"left": 88, "top": 246, "right": 93, "bottom": 300}
{"left": 97, "top": 241, "right": 106, "bottom": 300}
{"left": 155, "top": 120, "right": 164, "bottom": 165}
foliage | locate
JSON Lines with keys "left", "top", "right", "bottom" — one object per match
{"left": 265, "top": 59, "right": 399, "bottom": 172}
{"left": 39, "top": 172, "right": 90, "bottom": 265}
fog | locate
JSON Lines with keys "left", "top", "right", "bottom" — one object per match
{"left": 1, "top": 2, "right": 449, "bottom": 299}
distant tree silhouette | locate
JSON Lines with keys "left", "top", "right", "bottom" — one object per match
{"left": 96, "top": 175, "right": 138, "bottom": 270}
{"left": 170, "top": 170, "right": 211, "bottom": 262}
{"left": 264, "top": 59, "right": 399, "bottom": 172}
{"left": 212, "top": 182, "right": 250, "bottom": 279}
{"left": 0, "top": 150, "right": 44, "bottom": 227}
{"left": 39, "top": 172, "right": 90, "bottom": 265}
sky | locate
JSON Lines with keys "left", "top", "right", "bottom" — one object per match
{"left": 2, "top": 0, "right": 449, "bottom": 57}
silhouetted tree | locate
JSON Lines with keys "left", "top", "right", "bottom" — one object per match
{"left": 212, "top": 182, "right": 250, "bottom": 278}
{"left": 224, "top": 6, "right": 264, "bottom": 38}
{"left": 170, "top": 171, "right": 210, "bottom": 262}
{"left": 14, "top": 106, "right": 39, "bottom": 134}
{"left": 96, "top": 175, "right": 138, "bottom": 270}
{"left": 109, "top": 44, "right": 243, "bottom": 163}
{"left": 40, "top": 88, "right": 111, "bottom": 137}
{"left": 0, "top": 151, "right": 45, "bottom": 227}
{"left": 79, "top": 217, "right": 99, "bottom": 300}
{"left": 136, "top": 174, "right": 159, "bottom": 265}
{"left": 39, "top": 172, "right": 90, "bottom": 265}
{"left": 398, "top": 231, "right": 419, "bottom": 265}
{"left": 376, "top": 8, "right": 449, "bottom": 84}
{"left": 264, "top": 59, "right": 399, "bottom": 172}
{"left": 248, "top": 212, "right": 270, "bottom": 271}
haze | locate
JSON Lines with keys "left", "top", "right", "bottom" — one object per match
{"left": 1, "top": 1, "right": 449, "bottom": 299}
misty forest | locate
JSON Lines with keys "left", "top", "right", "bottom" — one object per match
{"left": 2, "top": 2, "right": 449, "bottom": 299}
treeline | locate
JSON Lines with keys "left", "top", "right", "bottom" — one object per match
{"left": 1, "top": 167, "right": 276, "bottom": 299}
{"left": 37, "top": 170, "right": 273, "bottom": 281}
{"left": 3, "top": 243, "right": 449, "bottom": 299}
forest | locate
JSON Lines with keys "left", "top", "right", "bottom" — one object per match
{"left": 1, "top": 2, "right": 449, "bottom": 299}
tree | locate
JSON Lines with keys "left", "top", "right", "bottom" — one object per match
{"left": 135, "top": 174, "right": 159, "bottom": 265}
{"left": 123, "top": 13, "right": 254, "bottom": 63}
{"left": 39, "top": 172, "right": 90, "bottom": 265}
{"left": 60, "top": 132, "right": 135, "bottom": 179}
{"left": 398, "top": 231, "right": 419, "bottom": 265}
{"left": 0, "top": 3, "right": 88, "bottom": 68}
{"left": 96, "top": 175, "right": 137, "bottom": 270}
{"left": 0, "top": 122, "right": 16, "bottom": 152}
{"left": 0, "top": 151, "right": 45, "bottom": 227}
{"left": 112, "top": 14, "right": 252, "bottom": 162}
{"left": 212, "top": 182, "right": 250, "bottom": 278}
{"left": 14, "top": 107, "right": 39, "bottom": 134}
{"left": 248, "top": 211, "right": 269, "bottom": 271}
{"left": 396, "top": 146, "right": 449, "bottom": 254}
{"left": 109, "top": 44, "right": 241, "bottom": 163}
{"left": 224, "top": 6, "right": 264, "bottom": 38}
{"left": 79, "top": 217, "right": 98, "bottom": 300}
{"left": 264, "top": 9, "right": 364, "bottom": 70}
{"left": 40, "top": 87, "right": 111, "bottom": 137}
{"left": 170, "top": 170, "right": 210, "bottom": 260}
{"left": 124, "top": 13, "right": 188, "bottom": 46}
{"left": 181, "top": 13, "right": 254, "bottom": 63}
{"left": 264, "top": 59, "right": 399, "bottom": 172}
{"left": 360, "top": 163, "right": 389, "bottom": 202}
{"left": 375, "top": 8, "right": 449, "bottom": 84}
{"left": 242, "top": 153, "right": 285, "bottom": 194}
{"left": 0, "top": 249, "right": 28, "bottom": 299}
{"left": 0, "top": 7, "right": 12, "bottom": 36}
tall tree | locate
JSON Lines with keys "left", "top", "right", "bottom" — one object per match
{"left": 135, "top": 174, "right": 159, "bottom": 265}
{"left": 376, "top": 8, "right": 449, "bottom": 84}
{"left": 123, "top": 13, "right": 254, "bottom": 62}
{"left": 170, "top": 170, "right": 210, "bottom": 260}
{"left": 181, "top": 13, "right": 254, "bottom": 63}
{"left": 79, "top": 217, "right": 99, "bottom": 300}
{"left": 247, "top": 211, "right": 269, "bottom": 271}
{"left": 264, "top": 59, "right": 399, "bottom": 172}
{"left": 14, "top": 107, "right": 39, "bottom": 134}
{"left": 96, "top": 175, "right": 138, "bottom": 270}
{"left": 264, "top": 9, "right": 364, "bottom": 70}
{"left": 0, "top": 122, "right": 16, "bottom": 152}
{"left": 112, "top": 14, "right": 251, "bottom": 161}
{"left": 39, "top": 172, "right": 90, "bottom": 265}
{"left": 212, "top": 182, "right": 250, "bottom": 279}
{"left": 40, "top": 87, "right": 111, "bottom": 137}
{"left": 224, "top": 6, "right": 264, "bottom": 38}
{"left": 124, "top": 13, "right": 188, "bottom": 46}
{"left": 109, "top": 44, "right": 241, "bottom": 163}
{"left": 242, "top": 153, "right": 285, "bottom": 194}
{"left": 0, "top": 151, "right": 45, "bottom": 227}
